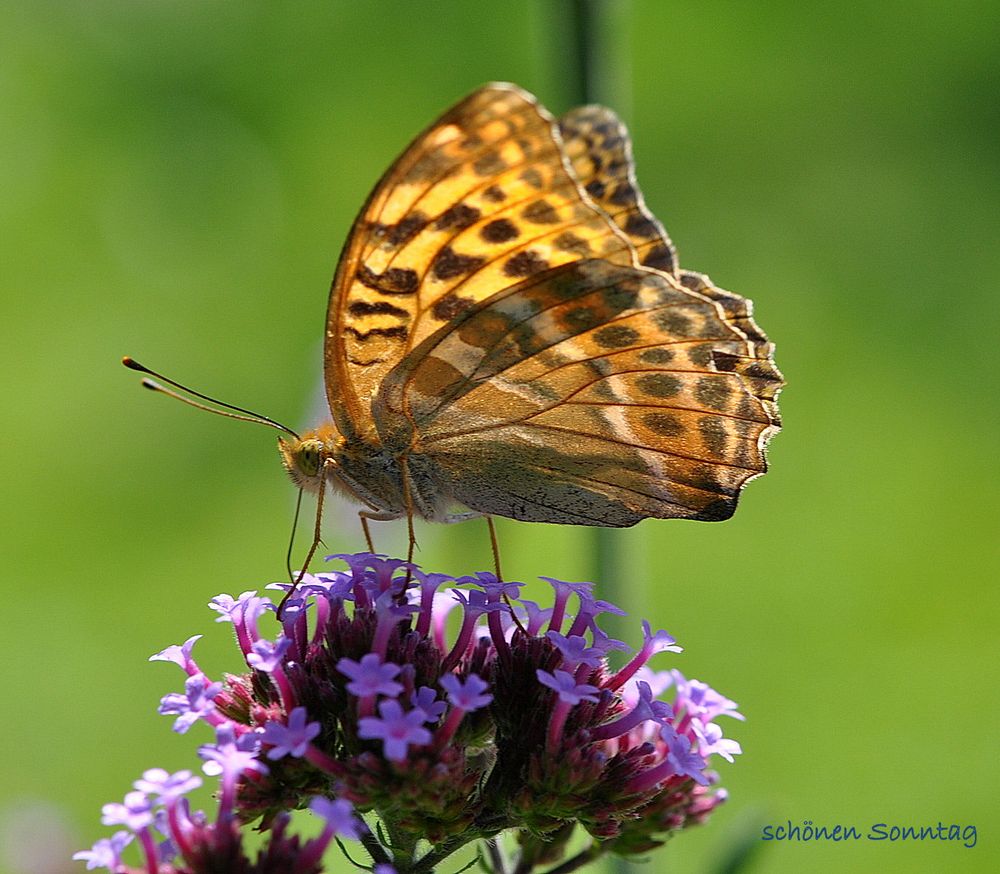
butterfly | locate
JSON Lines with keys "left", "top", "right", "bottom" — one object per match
{"left": 273, "top": 82, "right": 782, "bottom": 553}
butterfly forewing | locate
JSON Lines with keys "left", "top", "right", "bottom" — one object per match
{"left": 326, "top": 83, "right": 647, "bottom": 436}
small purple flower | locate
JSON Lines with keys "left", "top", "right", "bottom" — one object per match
{"left": 337, "top": 652, "right": 404, "bottom": 698}
{"left": 695, "top": 720, "right": 742, "bottom": 763}
{"left": 133, "top": 768, "right": 202, "bottom": 801}
{"left": 208, "top": 591, "right": 265, "bottom": 624}
{"left": 199, "top": 724, "right": 267, "bottom": 779}
{"left": 608, "top": 621, "right": 683, "bottom": 691}
{"left": 101, "top": 790, "right": 153, "bottom": 831}
{"left": 262, "top": 707, "right": 321, "bottom": 760}
{"left": 536, "top": 669, "right": 600, "bottom": 706}
{"left": 664, "top": 728, "right": 710, "bottom": 786}
{"left": 331, "top": 552, "right": 413, "bottom": 602}
{"left": 546, "top": 631, "right": 604, "bottom": 669}
{"left": 358, "top": 699, "right": 433, "bottom": 762}
{"left": 309, "top": 796, "right": 366, "bottom": 840}
{"left": 149, "top": 635, "right": 202, "bottom": 674}
{"left": 440, "top": 673, "right": 492, "bottom": 713}
{"left": 209, "top": 591, "right": 271, "bottom": 655}
{"left": 540, "top": 578, "right": 594, "bottom": 633}
{"left": 158, "top": 674, "right": 223, "bottom": 733}
{"left": 565, "top": 593, "right": 627, "bottom": 639}
{"left": 306, "top": 571, "right": 355, "bottom": 600}
{"left": 589, "top": 681, "right": 671, "bottom": 742}
{"left": 512, "top": 598, "right": 553, "bottom": 636}
{"left": 73, "top": 831, "right": 132, "bottom": 870}
{"left": 411, "top": 686, "right": 447, "bottom": 722}
{"left": 672, "top": 670, "right": 744, "bottom": 723}
{"left": 622, "top": 667, "right": 674, "bottom": 705}
{"left": 246, "top": 636, "right": 292, "bottom": 673}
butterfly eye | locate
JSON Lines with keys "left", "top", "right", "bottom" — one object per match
{"left": 296, "top": 441, "right": 324, "bottom": 478}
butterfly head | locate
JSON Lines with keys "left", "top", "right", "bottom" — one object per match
{"left": 278, "top": 422, "right": 344, "bottom": 494}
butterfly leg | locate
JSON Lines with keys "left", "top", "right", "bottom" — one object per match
{"left": 357, "top": 509, "right": 402, "bottom": 554}
{"left": 438, "top": 511, "right": 506, "bottom": 587}
{"left": 359, "top": 513, "right": 376, "bottom": 553}
{"left": 400, "top": 455, "right": 418, "bottom": 567}
{"left": 486, "top": 515, "right": 504, "bottom": 582}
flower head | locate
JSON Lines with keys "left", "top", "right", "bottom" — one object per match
{"left": 79, "top": 553, "right": 742, "bottom": 871}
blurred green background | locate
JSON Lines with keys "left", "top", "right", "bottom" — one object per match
{"left": 2, "top": 1, "right": 998, "bottom": 873}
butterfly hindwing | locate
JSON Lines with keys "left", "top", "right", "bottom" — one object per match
{"left": 375, "top": 259, "right": 778, "bottom": 525}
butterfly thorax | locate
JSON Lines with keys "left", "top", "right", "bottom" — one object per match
{"left": 278, "top": 421, "right": 445, "bottom": 521}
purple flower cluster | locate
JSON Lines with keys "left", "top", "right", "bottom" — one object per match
{"left": 74, "top": 764, "right": 366, "bottom": 873}
{"left": 77, "top": 554, "right": 742, "bottom": 873}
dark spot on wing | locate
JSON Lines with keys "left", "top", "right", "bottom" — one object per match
{"left": 483, "top": 185, "right": 506, "bottom": 202}
{"left": 553, "top": 232, "right": 591, "bottom": 255}
{"left": 624, "top": 212, "right": 660, "bottom": 239}
{"left": 608, "top": 183, "right": 636, "bottom": 207}
{"left": 687, "top": 343, "right": 715, "bottom": 367}
{"left": 654, "top": 310, "right": 693, "bottom": 336}
{"left": 347, "top": 300, "right": 410, "bottom": 319}
{"left": 432, "top": 246, "right": 486, "bottom": 281}
{"left": 585, "top": 179, "right": 606, "bottom": 199}
{"left": 562, "top": 306, "right": 601, "bottom": 332}
{"left": 601, "top": 282, "right": 641, "bottom": 314}
{"left": 695, "top": 376, "right": 733, "bottom": 411}
{"left": 593, "top": 324, "right": 639, "bottom": 349}
{"left": 698, "top": 416, "right": 728, "bottom": 458}
{"left": 639, "top": 348, "right": 674, "bottom": 364}
{"left": 344, "top": 325, "right": 408, "bottom": 341}
{"left": 356, "top": 265, "right": 419, "bottom": 296}
{"left": 637, "top": 372, "right": 681, "bottom": 398}
{"left": 411, "top": 356, "right": 466, "bottom": 398}
{"left": 404, "top": 150, "right": 452, "bottom": 183}
{"left": 435, "top": 203, "right": 481, "bottom": 231}
{"left": 692, "top": 497, "right": 735, "bottom": 521}
{"left": 522, "top": 199, "right": 560, "bottom": 224}
{"left": 641, "top": 244, "right": 675, "bottom": 272}
{"left": 458, "top": 310, "right": 516, "bottom": 350}
{"left": 590, "top": 379, "right": 618, "bottom": 400}
{"left": 474, "top": 152, "right": 507, "bottom": 176}
{"left": 643, "top": 412, "right": 684, "bottom": 437}
{"left": 520, "top": 168, "right": 543, "bottom": 189}
{"left": 503, "top": 250, "right": 550, "bottom": 277}
{"left": 480, "top": 218, "right": 519, "bottom": 244}
{"left": 432, "top": 293, "right": 476, "bottom": 322}
{"left": 371, "top": 212, "right": 429, "bottom": 247}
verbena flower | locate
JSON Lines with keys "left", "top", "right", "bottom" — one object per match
{"left": 74, "top": 765, "right": 365, "bottom": 873}
{"left": 77, "top": 553, "right": 742, "bottom": 873}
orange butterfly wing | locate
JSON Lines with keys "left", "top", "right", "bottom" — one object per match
{"left": 376, "top": 259, "right": 779, "bottom": 524}
{"left": 324, "top": 83, "right": 639, "bottom": 438}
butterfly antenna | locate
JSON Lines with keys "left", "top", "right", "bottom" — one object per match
{"left": 122, "top": 356, "right": 300, "bottom": 439}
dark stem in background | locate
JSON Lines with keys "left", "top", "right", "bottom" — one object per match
{"left": 553, "top": 3, "right": 636, "bottom": 874}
